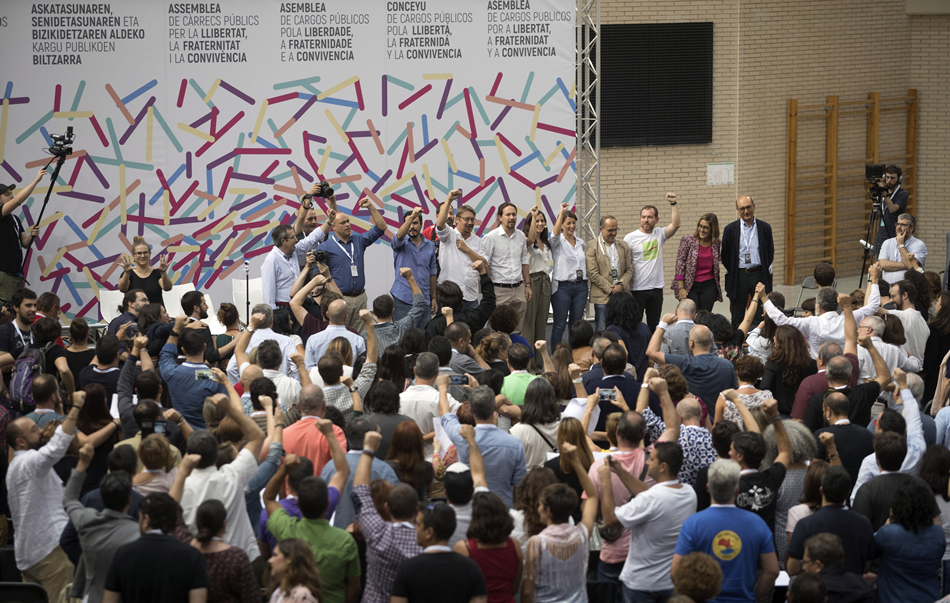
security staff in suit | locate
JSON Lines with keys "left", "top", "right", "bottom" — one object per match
{"left": 721, "top": 196, "right": 774, "bottom": 328}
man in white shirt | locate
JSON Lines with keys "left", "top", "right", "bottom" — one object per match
{"left": 226, "top": 303, "right": 299, "bottom": 384}
{"left": 303, "top": 298, "right": 366, "bottom": 370}
{"left": 435, "top": 191, "right": 487, "bottom": 312}
{"left": 6, "top": 391, "right": 84, "bottom": 600}
{"left": 624, "top": 192, "right": 681, "bottom": 330}
{"left": 762, "top": 264, "right": 882, "bottom": 359}
{"left": 877, "top": 213, "right": 927, "bottom": 287}
{"left": 599, "top": 441, "right": 697, "bottom": 602}
{"left": 856, "top": 315, "right": 922, "bottom": 381}
{"left": 481, "top": 202, "right": 531, "bottom": 332}
{"left": 234, "top": 312, "right": 306, "bottom": 409}
{"left": 180, "top": 373, "right": 264, "bottom": 562}
{"left": 398, "top": 352, "right": 460, "bottom": 458}
{"left": 885, "top": 279, "right": 929, "bottom": 362}
{"left": 261, "top": 215, "right": 330, "bottom": 308}
{"left": 296, "top": 182, "right": 338, "bottom": 269}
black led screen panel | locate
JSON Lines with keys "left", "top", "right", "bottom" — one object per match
{"left": 601, "top": 22, "right": 713, "bottom": 147}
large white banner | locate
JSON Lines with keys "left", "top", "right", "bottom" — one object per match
{"left": 0, "top": 0, "right": 575, "bottom": 321}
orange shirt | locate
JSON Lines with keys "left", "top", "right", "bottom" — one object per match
{"left": 283, "top": 416, "right": 348, "bottom": 476}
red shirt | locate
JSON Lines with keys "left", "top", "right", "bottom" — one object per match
{"left": 283, "top": 417, "right": 347, "bottom": 476}
{"left": 33, "top": 313, "right": 65, "bottom": 347}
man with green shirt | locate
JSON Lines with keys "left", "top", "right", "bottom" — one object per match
{"left": 499, "top": 343, "right": 537, "bottom": 432}
{"left": 264, "top": 446, "right": 360, "bottom": 603}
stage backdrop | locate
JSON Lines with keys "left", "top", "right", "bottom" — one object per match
{"left": 0, "top": 0, "right": 575, "bottom": 321}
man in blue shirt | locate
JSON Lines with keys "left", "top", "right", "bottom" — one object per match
{"left": 673, "top": 459, "right": 779, "bottom": 603}
{"left": 304, "top": 299, "right": 366, "bottom": 371}
{"left": 391, "top": 206, "right": 437, "bottom": 328}
{"left": 159, "top": 316, "right": 227, "bottom": 428}
{"left": 439, "top": 377, "right": 527, "bottom": 507}
{"left": 315, "top": 196, "right": 387, "bottom": 334}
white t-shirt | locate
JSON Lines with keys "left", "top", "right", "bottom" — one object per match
{"left": 616, "top": 482, "right": 697, "bottom": 591}
{"left": 624, "top": 228, "right": 668, "bottom": 291}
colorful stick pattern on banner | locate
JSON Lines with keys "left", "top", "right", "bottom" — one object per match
{"left": 2, "top": 72, "right": 576, "bottom": 322}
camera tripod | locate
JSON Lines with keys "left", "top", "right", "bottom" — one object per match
{"left": 858, "top": 196, "right": 883, "bottom": 288}
{"left": 21, "top": 152, "right": 68, "bottom": 280}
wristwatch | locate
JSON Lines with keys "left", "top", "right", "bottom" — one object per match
{"left": 348, "top": 385, "right": 359, "bottom": 393}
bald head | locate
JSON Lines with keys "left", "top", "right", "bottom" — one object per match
{"left": 298, "top": 384, "right": 325, "bottom": 416}
{"left": 676, "top": 299, "right": 697, "bottom": 319}
{"left": 327, "top": 299, "right": 349, "bottom": 325}
{"left": 241, "top": 364, "right": 264, "bottom": 389}
{"left": 677, "top": 396, "right": 703, "bottom": 424}
{"left": 6, "top": 417, "right": 41, "bottom": 451}
{"left": 688, "top": 325, "right": 713, "bottom": 351}
{"left": 825, "top": 356, "right": 852, "bottom": 387}
{"left": 736, "top": 195, "right": 755, "bottom": 224}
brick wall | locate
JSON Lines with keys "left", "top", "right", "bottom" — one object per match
{"left": 599, "top": 0, "right": 946, "bottom": 288}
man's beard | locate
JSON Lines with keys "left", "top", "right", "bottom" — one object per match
{"left": 199, "top": 309, "right": 209, "bottom": 320}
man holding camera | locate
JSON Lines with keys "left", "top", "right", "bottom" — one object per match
{"left": 295, "top": 182, "right": 337, "bottom": 269}
{"left": 315, "top": 194, "right": 388, "bottom": 334}
{"left": 0, "top": 169, "right": 46, "bottom": 302}
{"left": 262, "top": 182, "right": 337, "bottom": 309}
{"left": 392, "top": 206, "right": 438, "bottom": 327}
{"left": 873, "top": 165, "right": 909, "bottom": 259}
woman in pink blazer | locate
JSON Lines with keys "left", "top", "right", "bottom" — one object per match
{"left": 671, "top": 213, "right": 722, "bottom": 312}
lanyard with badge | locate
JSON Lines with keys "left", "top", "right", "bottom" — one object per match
{"left": 741, "top": 220, "right": 756, "bottom": 265}
{"left": 599, "top": 237, "right": 619, "bottom": 283}
{"left": 335, "top": 238, "right": 359, "bottom": 277}
{"left": 881, "top": 186, "right": 899, "bottom": 226}
{"left": 15, "top": 325, "right": 32, "bottom": 349}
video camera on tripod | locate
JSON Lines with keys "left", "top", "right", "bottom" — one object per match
{"left": 48, "top": 126, "right": 75, "bottom": 157}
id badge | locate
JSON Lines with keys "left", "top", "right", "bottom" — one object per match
{"left": 610, "top": 268, "right": 618, "bottom": 282}
{"left": 576, "top": 269, "right": 584, "bottom": 281}
{"left": 745, "top": 254, "right": 751, "bottom": 264}
{"left": 350, "top": 264, "right": 359, "bottom": 277}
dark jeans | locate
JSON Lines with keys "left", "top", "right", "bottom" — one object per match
{"left": 731, "top": 268, "right": 764, "bottom": 328}
{"left": 551, "top": 280, "right": 589, "bottom": 350}
{"left": 631, "top": 287, "right": 663, "bottom": 331}
{"left": 687, "top": 278, "right": 717, "bottom": 313}
{"left": 598, "top": 559, "right": 624, "bottom": 583}
{"left": 392, "top": 296, "right": 429, "bottom": 329}
{"left": 622, "top": 586, "right": 674, "bottom": 603}
{"left": 594, "top": 304, "right": 607, "bottom": 332}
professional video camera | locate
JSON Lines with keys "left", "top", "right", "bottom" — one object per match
{"left": 48, "top": 126, "right": 75, "bottom": 157}
{"left": 865, "top": 164, "right": 890, "bottom": 199}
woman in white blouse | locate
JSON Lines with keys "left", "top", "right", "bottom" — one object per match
{"left": 548, "top": 203, "right": 587, "bottom": 350}
{"left": 522, "top": 207, "right": 554, "bottom": 357}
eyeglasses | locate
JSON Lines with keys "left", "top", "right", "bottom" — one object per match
{"left": 134, "top": 251, "right": 150, "bottom": 257}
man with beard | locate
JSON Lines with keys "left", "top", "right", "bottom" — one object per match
{"left": 435, "top": 190, "right": 487, "bottom": 312}
{"left": 481, "top": 202, "right": 531, "bottom": 332}
{"left": 315, "top": 196, "right": 388, "bottom": 334}
{"left": 262, "top": 211, "right": 333, "bottom": 309}
{"left": 391, "top": 207, "right": 438, "bottom": 328}
{"left": 872, "top": 165, "right": 909, "bottom": 258}
{"left": 296, "top": 182, "right": 338, "bottom": 270}
{"left": 586, "top": 215, "right": 632, "bottom": 331}
{"left": 180, "top": 290, "right": 237, "bottom": 366}
{"left": 623, "top": 193, "right": 681, "bottom": 330}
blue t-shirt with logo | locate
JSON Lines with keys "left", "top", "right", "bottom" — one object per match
{"left": 674, "top": 505, "right": 775, "bottom": 603}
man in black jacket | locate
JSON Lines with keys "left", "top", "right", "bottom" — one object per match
{"left": 720, "top": 195, "right": 774, "bottom": 328}
{"left": 801, "top": 533, "right": 875, "bottom": 603}
{"left": 424, "top": 260, "right": 494, "bottom": 341}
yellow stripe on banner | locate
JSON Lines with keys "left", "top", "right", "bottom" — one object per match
{"left": 228, "top": 188, "right": 259, "bottom": 196}
{"left": 203, "top": 78, "right": 221, "bottom": 103}
{"left": 423, "top": 73, "right": 453, "bottom": 80}
{"left": 197, "top": 197, "right": 223, "bottom": 221}
{"left": 53, "top": 111, "right": 93, "bottom": 118}
{"left": 214, "top": 236, "right": 237, "bottom": 270}
{"left": 317, "top": 75, "right": 359, "bottom": 100}
{"left": 535, "top": 186, "right": 542, "bottom": 208}
{"left": 88, "top": 206, "right": 110, "bottom": 244}
{"left": 211, "top": 211, "right": 238, "bottom": 236}
{"left": 250, "top": 100, "right": 268, "bottom": 144}
{"left": 163, "top": 190, "right": 170, "bottom": 226}
{"left": 177, "top": 122, "right": 215, "bottom": 142}
{"left": 252, "top": 219, "right": 280, "bottom": 237}
{"left": 380, "top": 171, "right": 415, "bottom": 198}
{"left": 167, "top": 245, "right": 201, "bottom": 252}
{"left": 569, "top": 80, "right": 576, "bottom": 98}
{"left": 422, "top": 164, "right": 435, "bottom": 200}
{"left": 530, "top": 103, "right": 541, "bottom": 142}
{"left": 348, "top": 214, "right": 373, "bottom": 232}
{"left": 440, "top": 139, "right": 457, "bottom": 173}
{"left": 38, "top": 211, "right": 64, "bottom": 228}
{"left": 543, "top": 142, "right": 565, "bottom": 167}
{"left": 0, "top": 99, "right": 9, "bottom": 164}
{"left": 495, "top": 135, "right": 510, "bottom": 173}
{"left": 43, "top": 247, "right": 68, "bottom": 278}
{"left": 81, "top": 267, "right": 100, "bottom": 298}
{"left": 145, "top": 106, "right": 153, "bottom": 163}
{"left": 119, "top": 164, "right": 127, "bottom": 225}
{"left": 318, "top": 145, "right": 331, "bottom": 175}
{"left": 325, "top": 109, "right": 348, "bottom": 143}
{"left": 33, "top": 186, "right": 73, "bottom": 194}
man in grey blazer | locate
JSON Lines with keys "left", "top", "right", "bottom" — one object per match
{"left": 64, "top": 443, "right": 140, "bottom": 603}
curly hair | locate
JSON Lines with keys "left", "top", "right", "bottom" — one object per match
{"left": 658, "top": 364, "right": 689, "bottom": 402}
{"left": 889, "top": 480, "right": 939, "bottom": 533}
{"left": 467, "top": 491, "right": 515, "bottom": 545}
{"left": 475, "top": 332, "right": 511, "bottom": 363}
{"left": 513, "top": 467, "right": 559, "bottom": 538}
{"left": 489, "top": 304, "right": 519, "bottom": 334}
{"left": 734, "top": 355, "right": 765, "bottom": 384}
{"left": 919, "top": 444, "right": 950, "bottom": 503}
{"left": 673, "top": 552, "right": 722, "bottom": 602}
{"left": 604, "top": 292, "right": 641, "bottom": 338}
{"left": 216, "top": 302, "right": 240, "bottom": 329}
{"left": 904, "top": 269, "right": 933, "bottom": 314}
{"left": 771, "top": 325, "right": 812, "bottom": 385}
{"left": 762, "top": 419, "right": 817, "bottom": 467}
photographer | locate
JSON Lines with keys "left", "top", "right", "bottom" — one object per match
{"left": 873, "top": 165, "right": 909, "bottom": 258}
{"left": 261, "top": 182, "right": 337, "bottom": 309}
{"left": 295, "top": 180, "right": 337, "bottom": 269}
{"left": 0, "top": 169, "right": 47, "bottom": 301}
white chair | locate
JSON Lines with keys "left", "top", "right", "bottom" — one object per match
{"left": 202, "top": 294, "right": 227, "bottom": 335}
{"left": 97, "top": 289, "right": 126, "bottom": 324}
{"left": 232, "top": 277, "right": 264, "bottom": 324}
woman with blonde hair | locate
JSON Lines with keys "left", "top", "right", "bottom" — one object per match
{"left": 476, "top": 332, "right": 512, "bottom": 376}
{"left": 310, "top": 342, "right": 354, "bottom": 387}
{"left": 672, "top": 213, "right": 721, "bottom": 312}
{"left": 117, "top": 235, "right": 172, "bottom": 306}
{"left": 133, "top": 433, "right": 178, "bottom": 495}
{"left": 267, "top": 538, "right": 323, "bottom": 603}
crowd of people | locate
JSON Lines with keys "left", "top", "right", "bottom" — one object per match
{"left": 0, "top": 170, "right": 949, "bottom": 603}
